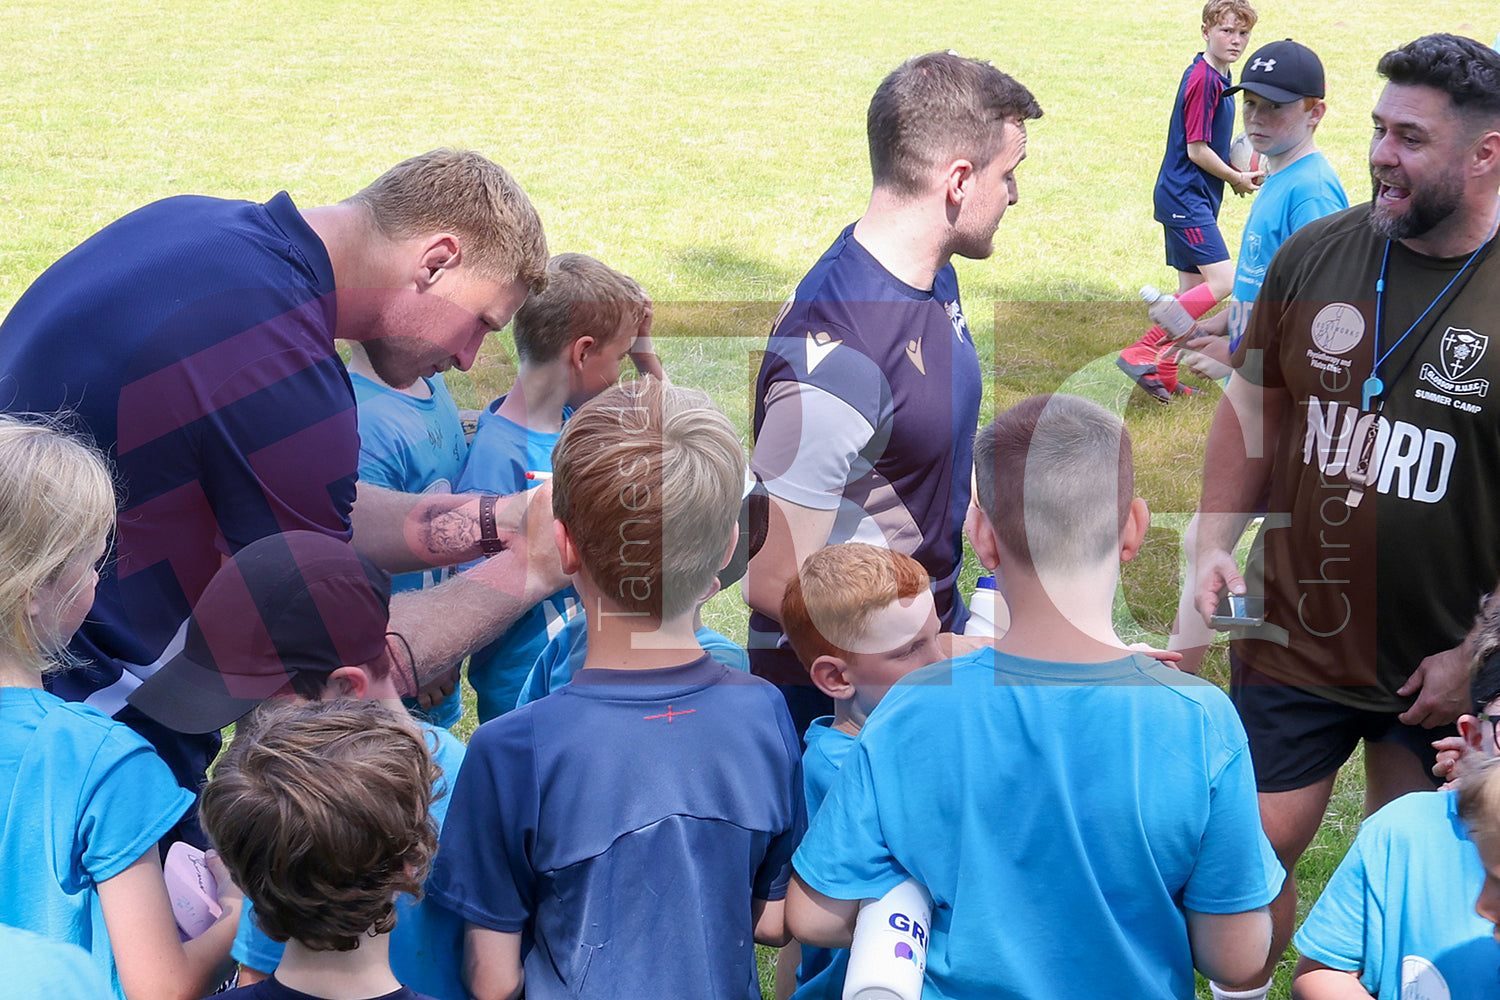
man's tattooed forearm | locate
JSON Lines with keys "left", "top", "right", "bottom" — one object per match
{"left": 423, "top": 507, "right": 479, "bottom": 556}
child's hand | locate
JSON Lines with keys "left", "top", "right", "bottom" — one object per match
{"left": 1230, "top": 169, "right": 1264, "bottom": 197}
{"left": 1432, "top": 718, "right": 1480, "bottom": 790}
{"left": 630, "top": 297, "right": 668, "bottom": 381}
{"left": 1432, "top": 735, "right": 1468, "bottom": 790}
{"left": 203, "top": 850, "right": 244, "bottom": 914}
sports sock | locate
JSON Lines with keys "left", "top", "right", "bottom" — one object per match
{"left": 1209, "top": 979, "right": 1271, "bottom": 1000}
{"left": 1120, "top": 325, "right": 1169, "bottom": 367}
{"left": 1155, "top": 350, "right": 1180, "bottom": 392}
{"left": 1178, "top": 281, "right": 1220, "bottom": 318}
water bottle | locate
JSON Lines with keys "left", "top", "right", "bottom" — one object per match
{"left": 842, "top": 877, "right": 934, "bottom": 1000}
{"left": 963, "top": 576, "right": 1000, "bottom": 637}
{"left": 1141, "top": 285, "right": 1197, "bottom": 342}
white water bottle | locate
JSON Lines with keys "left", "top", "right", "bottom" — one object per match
{"left": 963, "top": 576, "right": 999, "bottom": 637}
{"left": 842, "top": 877, "right": 934, "bottom": 1000}
{"left": 1141, "top": 285, "right": 1197, "bottom": 342}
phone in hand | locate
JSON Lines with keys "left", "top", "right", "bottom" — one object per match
{"left": 1210, "top": 594, "right": 1265, "bottom": 629}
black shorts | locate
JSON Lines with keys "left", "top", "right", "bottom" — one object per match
{"left": 1230, "top": 652, "right": 1454, "bottom": 792}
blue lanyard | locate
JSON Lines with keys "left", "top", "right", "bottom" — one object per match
{"left": 1364, "top": 206, "right": 1500, "bottom": 411}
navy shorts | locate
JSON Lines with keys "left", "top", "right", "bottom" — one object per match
{"left": 1230, "top": 652, "right": 1453, "bottom": 793}
{"left": 1163, "top": 222, "right": 1230, "bottom": 272}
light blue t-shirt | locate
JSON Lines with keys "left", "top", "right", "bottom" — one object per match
{"left": 793, "top": 648, "right": 1285, "bottom": 1000}
{"left": 353, "top": 370, "right": 468, "bottom": 729}
{"left": 233, "top": 724, "right": 468, "bottom": 1000}
{"left": 0, "top": 923, "right": 113, "bottom": 1000}
{"left": 351, "top": 371, "right": 467, "bottom": 594}
{"left": 1295, "top": 789, "right": 1498, "bottom": 998}
{"left": 456, "top": 397, "right": 579, "bottom": 721}
{"left": 0, "top": 687, "right": 194, "bottom": 999}
{"left": 792, "top": 717, "right": 858, "bottom": 1000}
{"left": 1225, "top": 151, "right": 1348, "bottom": 352}
{"left": 513, "top": 611, "right": 751, "bottom": 709}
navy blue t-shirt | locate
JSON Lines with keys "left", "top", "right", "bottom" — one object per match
{"left": 215, "top": 977, "right": 434, "bottom": 1000}
{"left": 1153, "top": 54, "right": 1235, "bottom": 228}
{"left": 0, "top": 192, "right": 354, "bottom": 791}
{"left": 749, "top": 226, "right": 981, "bottom": 678}
{"left": 428, "top": 655, "right": 805, "bottom": 1000}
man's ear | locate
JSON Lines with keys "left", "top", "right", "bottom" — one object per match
{"left": 415, "top": 235, "right": 461, "bottom": 288}
{"left": 944, "top": 159, "right": 977, "bottom": 207}
{"left": 1120, "top": 497, "right": 1151, "bottom": 564}
{"left": 553, "top": 519, "right": 582, "bottom": 576}
{"left": 964, "top": 504, "right": 1001, "bottom": 574}
{"left": 809, "top": 655, "right": 855, "bottom": 702}
{"left": 1471, "top": 130, "right": 1500, "bottom": 180}
{"left": 322, "top": 665, "right": 371, "bottom": 700}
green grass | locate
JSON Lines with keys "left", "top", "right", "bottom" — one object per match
{"left": 5, "top": 2, "right": 1495, "bottom": 997}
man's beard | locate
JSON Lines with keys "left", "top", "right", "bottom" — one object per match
{"left": 1369, "top": 167, "right": 1465, "bottom": 242}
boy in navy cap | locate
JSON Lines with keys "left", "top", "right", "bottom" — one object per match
{"left": 129, "top": 531, "right": 468, "bottom": 1000}
{"left": 1166, "top": 38, "right": 1348, "bottom": 671}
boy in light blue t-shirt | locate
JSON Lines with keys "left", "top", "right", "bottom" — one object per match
{"left": 345, "top": 340, "right": 470, "bottom": 728}
{"left": 457, "top": 253, "right": 665, "bottom": 721}
{"left": 1292, "top": 634, "right": 1500, "bottom": 999}
{"left": 1164, "top": 38, "right": 1348, "bottom": 675}
{"left": 787, "top": 394, "right": 1285, "bottom": 1000}
{"left": 777, "top": 542, "right": 945, "bottom": 999}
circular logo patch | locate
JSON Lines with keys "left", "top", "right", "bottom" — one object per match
{"left": 1310, "top": 303, "right": 1366, "bottom": 355}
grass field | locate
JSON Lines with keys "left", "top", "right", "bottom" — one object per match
{"left": 3, "top": 2, "right": 1495, "bottom": 997}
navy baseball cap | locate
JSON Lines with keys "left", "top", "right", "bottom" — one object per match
{"left": 1226, "top": 39, "right": 1326, "bottom": 102}
{"left": 128, "top": 531, "right": 392, "bottom": 734}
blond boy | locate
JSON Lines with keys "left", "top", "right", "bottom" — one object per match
{"left": 429, "top": 378, "right": 804, "bottom": 1000}
{"left": 1118, "top": 0, "right": 1261, "bottom": 400}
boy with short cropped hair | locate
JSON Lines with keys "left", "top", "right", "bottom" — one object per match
{"left": 456, "top": 252, "right": 664, "bottom": 720}
{"left": 1118, "top": 0, "right": 1260, "bottom": 399}
{"left": 200, "top": 699, "right": 441, "bottom": 1000}
{"left": 779, "top": 542, "right": 944, "bottom": 999}
{"left": 428, "top": 378, "right": 805, "bottom": 1000}
{"left": 788, "top": 394, "right": 1284, "bottom": 1000}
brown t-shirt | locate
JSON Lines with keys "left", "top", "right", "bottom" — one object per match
{"left": 1233, "top": 203, "right": 1500, "bottom": 711}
